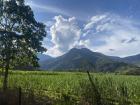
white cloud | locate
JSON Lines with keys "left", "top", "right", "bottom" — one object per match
{"left": 82, "top": 13, "right": 140, "bottom": 57}
{"left": 47, "top": 46, "right": 63, "bottom": 57}
{"left": 25, "top": 0, "right": 71, "bottom": 17}
{"left": 47, "top": 15, "right": 81, "bottom": 57}
{"left": 43, "top": 13, "right": 140, "bottom": 57}
{"left": 84, "top": 14, "right": 108, "bottom": 30}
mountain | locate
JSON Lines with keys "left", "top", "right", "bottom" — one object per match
{"left": 110, "top": 54, "right": 140, "bottom": 67}
{"left": 123, "top": 54, "right": 140, "bottom": 67}
{"left": 37, "top": 53, "right": 53, "bottom": 62}
{"left": 40, "top": 48, "right": 137, "bottom": 72}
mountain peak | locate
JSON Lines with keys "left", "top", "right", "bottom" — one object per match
{"left": 67, "top": 48, "right": 93, "bottom": 56}
{"left": 74, "top": 45, "right": 86, "bottom": 49}
{"left": 70, "top": 47, "right": 91, "bottom": 52}
{"left": 40, "top": 46, "right": 136, "bottom": 72}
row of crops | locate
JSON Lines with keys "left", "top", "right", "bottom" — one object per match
{"left": 0, "top": 70, "right": 140, "bottom": 105}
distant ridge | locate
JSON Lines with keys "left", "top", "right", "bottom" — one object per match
{"left": 109, "top": 54, "right": 140, "bottom": 67}
{"left": 39, "top": 48, "right": 138, "bottom": 72}
{"left": 37, "top": 53, "right": 53, "bottom": 62}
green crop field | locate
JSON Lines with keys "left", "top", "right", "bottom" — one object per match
{"left": 0, "top": 70, "right": 140, "bottom": 105}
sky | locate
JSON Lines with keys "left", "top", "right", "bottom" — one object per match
{"left": 25, "top": 0, "right": 140, "bottom": 57}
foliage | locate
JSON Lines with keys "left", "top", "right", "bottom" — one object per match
{"left": 0, "top": 71, "right": 140, "bottom": 105}
{"left": 0, "top": 0, "right": 46, "bottom": 89}
{"left": 0, "top": 0, "right": 46, "bottom": 68}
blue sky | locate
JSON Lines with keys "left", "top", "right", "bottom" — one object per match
{"left": 25, "top": 0, "right": 140, "bottom": 57}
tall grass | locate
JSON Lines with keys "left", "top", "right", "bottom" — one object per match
{"left": 0, "top": 70, "right": 140, "bottom": 104}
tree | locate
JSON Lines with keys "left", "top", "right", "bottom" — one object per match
{"left": 0, "top": 0, "right": 46, "bottom": 90}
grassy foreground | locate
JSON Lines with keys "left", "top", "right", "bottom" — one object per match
{"left": 0, "top": 70, "right": 140, "bottom": 105}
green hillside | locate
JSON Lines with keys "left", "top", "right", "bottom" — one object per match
{"left": 40, "top": 48, "right": 138, "bottom": 72}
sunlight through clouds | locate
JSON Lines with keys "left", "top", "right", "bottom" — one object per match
{"left": 46, "top": 13, "right": 140, "bottom": 57}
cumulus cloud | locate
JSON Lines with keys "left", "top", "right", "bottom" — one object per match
{"left": 44, "top": 13, "right": 140, "bottom": 57}
{"left": 47, "top": 15, "right": 81, "bottom": 56}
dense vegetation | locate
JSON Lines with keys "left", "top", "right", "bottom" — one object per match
{"left": 0, "top": 70, "right": 139, "bottom": 105}
{"left": 0, "top": 0, "right": 46, "bottom": 90}
{"left": 40, "top": 48, "right": 139, "bottom": 72}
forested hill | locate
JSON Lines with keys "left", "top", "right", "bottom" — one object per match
{"left": 39, "top": 48, "right": 138, "bottom": 72}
